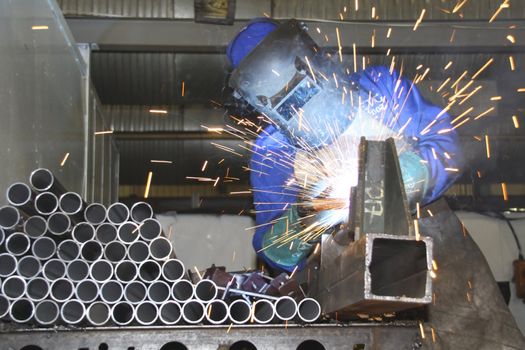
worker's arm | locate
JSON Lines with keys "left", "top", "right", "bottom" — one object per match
{"left": 358, "top": 66, "right": 463, "bottom": 205}
{"left": 250, "top": 126, "right": 312, "bottom": 272}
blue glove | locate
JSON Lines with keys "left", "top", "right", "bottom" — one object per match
{"left": 398, "top": 151, "right": 430, "bottom": 209}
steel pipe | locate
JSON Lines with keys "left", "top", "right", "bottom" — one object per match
{"left": 34, "top": 192, "right": 59, "bottom": 216}
{"left": 0, "top": 205, "right": 21, "bottom": 230}
{"left": 161, "top": 259, "right": 185, "bottom": 282}
{"left": 90, "top": 259, "right": 114, "bottom": 283}
{"left": 0, "top": 295, "right": 9, "bottom": 319}
{"left": 87, "top": 302, "right": 111, "bottom": 326}
{"left": 107, "top": 202, "right": 130, "bottom": 225}
{"left": 66, "top": 260, "right": 90, "bottom": 282}
{"left": 138, "top": 218, "right": 162, "bottom": 241}
{"left": 0, "top": 253, "right": 17, "bottom": 277}
{"left": 0, "top": 227, "right": 5, "bottom": 247}
{"left": 57, "top": 239, "right": 80, "bottom": 261}
{"left": 96, "top": 223, "right": 117, "bottom": 244}
{"left": 194, "top": 279, "right": 218, "bottom": 303}
{"left": 72, "top": 222, "right": 95, "bottom": 243}
{"left": 35, "top": 300, "right": 59, "bottom": 326}
{"left": 80, "top": 240, "right": 104, "bottom": 262}
{"left": 138, "top": 260, "right": 161, "bottom": 282}
{"left": 115, "top": 260, "right": 138, "bottom": 283}
{"left": 32, "top": 236, "right": 56, "bottom": 260}
{"left": 47, "top": 212, "right": 71, "bottom": 236}
{"left": 111, "top": 301, "right": 135, "bottom": 326}
{"left": 84, "top": 203, "right": 107, "bottom": 225}
{"left": 58, "top": 192, "right": 85, "bottom": 223}
{"left": 104, "top": 240, "right": 127, "bottom": 262}
{"left": 42, "top": 259, "right": 67, "bottom": 280}
{"left": 17, "top": 255, "right": 42, "bottom": 279}
{"left": 26, "top": 277, "right": 50, "bottom": 302}
{"left": 297, "top": 298, "right": 321, "bottom": 323}
{"left": 61, "top": 299, "right": 86, "bottom": 325}
{"left": 205, "top": 299, "right": 229, "bottom": 325}
{"left": 274, "top": 296, "right": 298, "bottom": 321}
{"left": 29, "top": 168, "right": 66, "bottom": 196}
{"left": 50, "top": 278, "right": 74, "bottom": 302}
{"left": 24, "top": 216, "right": 48, "bottom": 238}
{"left": 124, "top": 281, "right": 147, "bottom": 304}
{"left": 252, "top": 299, "right": 275, "bottom": 324}
{"left": 75, "top": 279, "right": 99, "bottom": 303}
{"left": 100, "top": 281, "right": 124, "bottom": 304}
{"left": 9, "top": 298, "right": 34, "bottom": 323}
{"left": 5, "top": 232, "right": 30, "bottom": 256}
{"left": 118, "top": 222, "right": 140, "bottom": 244}
{"left": 147, "top": 280, "right": 171, "bottom": 304}
{"left": 228, "top": 299, "right": 252, "bottom": 324}
{"left": 149, "top": 237, "right": 173, "bottom": 261}
{"left": 6, "top": 182, "right": 36, "bottom": 216}
{"left": 158, "top": 301, "right": 182, "bottom": 325}
{"left": 2, "top": 276, "right": 27, "bottom": 299}
{"left": 171, "top": 280, "right": 194, "bottom": 302}
{"left": 127, "top": 241, "right": 149, "bottom": 263}
{"left": 182, "top": 300, "right": 206, "bottom": 324}
{"left": 135, "top": 301, "right": 158, "bottom": 326}
{"left": 130, "top": 201, "right": 154, "bottom": 223}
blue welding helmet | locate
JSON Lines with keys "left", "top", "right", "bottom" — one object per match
{"left": 228, "top": 19, "right": 361, "bottom": 149}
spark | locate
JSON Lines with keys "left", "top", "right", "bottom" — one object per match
{"left": 507, "top": 35, "right": 516, "bottom": 43}
{"left": 271, "top": 69, "right": 280, "bottom": 77}
{"left": 452, "top": 0, "right": 469, "bottom": 13}
{"left": 149, "top": 109, "right": 167, "bottom": 114}
{"left": 371, "top": 6, "right": 376, "bottom": 18}
{"left": 431, "top": 327, "right": 437, "bottom": 343}
{"left": 474, "top": 107, "right": 494, "bottom": 120}
{"left": 512, "top": 115, "right": 520, "bottom": 128}
{"left": 213, "top": 177, "right": 220, "bottom": 187}
{"left": 490, "top": 96, "right": 502, "bottom": 101}
{"left": 489, "top": 0, "right": 510, "bottom": 23}
{"left": 181, "top": 81, "right": 185, "bottom": 97}
{"left": 94, "top": 130, "right": 113, "bottom": 135}
{"left": 144, "top": 171, "right": 153, "bottom": 198}
{"left": 201, "top": 160, "right": 208, "bottom": 172}
{"left": 427, "top": 209, "right": 434, "bottom": 217}
{"left": 509, "top": 56, "right": 516, "bottom": 71}
{"left": 353, "top": 43, "right": 357, "bottom": 73}
{"left": 471, "top": 58, "right": 494, "bottom": 79}
{"left": 32, "top": 25, "right": 49, "bottom": 30}
{"left": 336, "top": 27, "right": 343, "bottom": 62}
{"left": 60, "top": 153, "right": 70, "bottom": 167}
{"left": 452, "top": 117, "right": 470, "bottom": 130}
{"left": 226, "top": 322, "right": 234, "bottom": 333}
{"left": 451, "top": 107, "right": 473, "bottom": 124}
{"left": 432, "top": 259, "right": 438, "bottom": 270}
{"left": 502, "top": 182, "right": 508, "bottom": 201}
{"left": 449, "top": 29, "right": 456, "bottom": 43}
{"left": 316, "top": 27, "right": 321, "bottom": 34}
{"left": 458, "top": 85, "right": 482, "bottom": 105}
{"left": 430, "top": 270, "right": 437, "bottom": 279}
{"left": 413, "top": 9, "right": 426, "bottom": 31}
{"left": 451, "top": 70, "right": 468, "bottom": 89}
{"left": 416, "top": 202, "right": 420, "bottom": 219}
{"left": 386, "top": 27, "right": 392, "bottom": 38}
{"left": 485, "top": 134, "right": 491, "bottom": 159}
{"left": 436, "top": 78, "right": 451, "bottom": 92}
{"left": 355, "top": 0, "right": 359, "bottom": 11}
{"left": 194, "top": 266, "right": 202, "bottom": 280}
{"left": 444, "top": 61, "right": 453, "bottom": 70}
{"left": 518, "top": 88, "right": 525, "bottom": 92}
{"left": 150, "top": 160, "right": 173, "bottom": 164}
{"left": 371, "top": 29, "right": 375, "bottom": 48}
{"left": 414, "top": 219, "right": 420, "bottom": 240}
{"left": 304, "top": 56, "right": 317, "bottom": 83}
{"left": 313, "top": 242, "right": 320, "bottom": 254}
{"left": 386, "top": 48, "right": 391, "bottom": 56}
{"left": 289, "top": 265, "right": 299, "bottom": 279}
{"left": 419, "top": 321, "right": 426, "bottom": 339}
{"left": 230, "top": 191, "right": 251, "bottom": 195}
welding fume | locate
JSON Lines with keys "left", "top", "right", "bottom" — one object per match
{"left": 226, "top": 19, "right": 463, "bottom": 272}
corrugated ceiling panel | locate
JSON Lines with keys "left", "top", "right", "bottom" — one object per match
{"left": 57, "top": 0, "right": 176, "bottom": 18}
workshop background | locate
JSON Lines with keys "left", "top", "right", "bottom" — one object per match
{"left": 1, "top": 0, "right": 525, "bottom": 345}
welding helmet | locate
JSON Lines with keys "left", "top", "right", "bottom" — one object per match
{"left": 228, "top": 19, "right": 360, "bottom": 149}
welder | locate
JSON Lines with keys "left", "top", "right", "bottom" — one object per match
{"left": 226, "top": 19, "right": 463, "bottom": 272}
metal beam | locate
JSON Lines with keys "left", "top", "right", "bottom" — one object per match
{"left": 66, "top": 18, "right": 525, "bottom": 53}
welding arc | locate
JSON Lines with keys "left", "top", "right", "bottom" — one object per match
{"left": 205, "top": 299, "right": 229, "bottom": 324}
{"left": 194, "top": 279, "right": 218, "bottom": 303}
{"left": 5, "top": 232, "right": 31, "bottom": 256}
{"left": 6, "top": 182, "right": 37, "bottom": 216}
{"left": 61, "top": 299, "right": 85, "bottom": 325}
{"left": 34, "top": 300, "right": 59, "bottom": 326}
{"left": 130, "top": 201, "right": 154, "bottom": 223}
{"left": 228, "top": 299, "right": 252, "bottom": 324}
{"left": 56, "top": 240, "right": 80, "bottom": 261}
{"left": 87, "top": 302, "right": 111, "bottom": 326}
{"left": 135, "top": 301, "right": 158, "bottom": 325}
{"left": 0, "top": 205, "right": 21, "bottom": 230}
{"left": 34, "top": 192, "right": 59, "bottom": 216}
{"left": 111, "top": 301, "right": 135, "bottom": 326}
{"left": 31, "top": 236, "right": 56, "bottom": 260}
{"left": 297, "top": 297, "right": 321, "bottom": 323}
{"left": 107, "top": 202, "right": 130, "bottom": 225}
{"left": 29, "top": 168, "right": 67, "bottom": 196}
{"left": 171, "top": 279, "right": 194, "bottom": 302}
{"left": 24, "top": 215, "right": 48, "bottom": 238}
{"left": 47, "top": 212, "right": 71, "bottom": 236}
{"left": 159, "top": 301, "right": 182, "bottom": 325}
{"left": 84, "top": 203, "right": 107, "bottom": 225}
{"left": 9, "top": 298, "right": 34, "bottom": 323}
{"left": 181, "top": 300, "right": 206, "bottom": 324}
{"left": 252, "top": 299, "right": 275, "bottom": 324}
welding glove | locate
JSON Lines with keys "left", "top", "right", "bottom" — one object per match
{"left": 398, "top": 151, "right": 430, "bottom": 209}
{"left": 260, "top": 207, "right": 313, "bottom": 271}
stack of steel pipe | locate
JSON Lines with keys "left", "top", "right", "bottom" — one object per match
{"left": 0, "top": 168, "right": 321, "bottom": 327}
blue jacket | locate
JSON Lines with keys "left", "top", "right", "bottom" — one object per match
{"left": 250, "top": 65, "right": 462, "bottom": 271}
